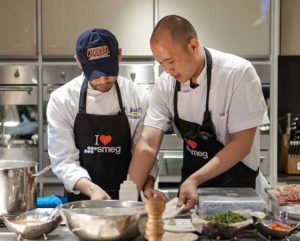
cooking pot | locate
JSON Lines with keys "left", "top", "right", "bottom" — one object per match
{"left": 0, "top": 160, "right": 51, "bottom": 216}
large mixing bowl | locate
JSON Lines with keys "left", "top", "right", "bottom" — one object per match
{"left": 60, "top": 200, "right": 146, "bottom": 241}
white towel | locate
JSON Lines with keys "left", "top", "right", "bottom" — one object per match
{"left": 162, "top": 197, "right": 185, "bottom": 220}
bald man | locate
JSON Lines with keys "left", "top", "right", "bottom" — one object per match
{"left": 129, "top": 15, "right": 269, "bottom": 211}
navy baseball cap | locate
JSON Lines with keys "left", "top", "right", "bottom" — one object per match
{"left": 76, "top": 28, "right": 119, "bottom": 81}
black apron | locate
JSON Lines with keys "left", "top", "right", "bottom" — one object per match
{"left": 68, "top": 79, "right": 132, "bottom": 201}
{"left": 174, "top": 48, "right": 258, "bottom": 188}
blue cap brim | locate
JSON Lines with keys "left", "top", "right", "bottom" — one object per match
{"left": 82, "top": 57, "right": 119, "bottom": 81}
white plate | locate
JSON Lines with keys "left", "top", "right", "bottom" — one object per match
{"left": 163, "top": 231, "right": 198, "bottom": 241}
{"left": 164, "top": 219, "right": 196, "bottom": 233}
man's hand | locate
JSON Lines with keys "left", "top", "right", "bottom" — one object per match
{"left": 75, "top": 177, "right": 111, "bottom": 200}
{"left": 178, "top": 177, "right": 199, "bottom": 211}
{"left": 90, "top": 185, "right": 111, "bottom": 200}
{"left": 142, "top": 175, "right": 168, "bottom": 202}
{"left": 143, "top": 187, "right": 169, "bottom": 202}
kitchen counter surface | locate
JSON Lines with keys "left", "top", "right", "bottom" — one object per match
{"left": 1, "top": 225, "right": 300, "bottom": 241}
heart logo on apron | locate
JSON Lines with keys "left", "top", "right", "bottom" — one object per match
{"left": 187, "top": 139, "right": 197, "bottom": 149}
{"left": 99, "top": 135, "right": 112, "bottom": 145}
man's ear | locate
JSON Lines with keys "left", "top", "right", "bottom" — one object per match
{"left": 118, "top": 48, "right": 122, "bottom": 62}
{"left": 189, "top": 38, "right": 199, "bottom": 52}
{"left": 74, "top": 55, "right": 83, "bottom": 69}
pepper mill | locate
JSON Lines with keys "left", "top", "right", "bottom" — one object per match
{"left": 145, "top": 197, "right": 166, "bottom": 241}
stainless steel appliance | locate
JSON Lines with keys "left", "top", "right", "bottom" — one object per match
{"left": 158, "top": 134, "right": 183, "bottom": 185}
{"left": 0, "top": 65, "right": 38, "bottom": 163}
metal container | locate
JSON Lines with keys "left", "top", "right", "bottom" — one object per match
{"left": 0, "top": 160, "right": 50, "bottom": 216}
{"left": 2, "top": 208, "right": 61, "bottom": 240}
{"left": 253, "top": 215, "right": 300, "bottom": 240}
{"left": 198, "top": 188, "right": 267, "bottom": 215}
{"left": 60, "top": 200, "right": 146, "bottom": 241}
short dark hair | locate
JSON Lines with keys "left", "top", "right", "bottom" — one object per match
{"left": 151, "top": 15, "right": 197, "bottom": 48}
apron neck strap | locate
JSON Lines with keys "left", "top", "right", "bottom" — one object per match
{"left": 78, "top": 78, "right": 125, "bottom": 114}
{"left": 174, "top": 47, "right": 213, "bottom": 119}
{"left": 203, "top": 47, "right": 212, "bottom": 114}
{"left": 79, "top": 78, "right": 89, "bottom": 113}
{"left": 114, "top": 80, "right": 125, "bottom": 113}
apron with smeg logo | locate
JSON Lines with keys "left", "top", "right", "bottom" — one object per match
{"left": 174, "top": 48, "right": 258, "bottom": 188}
{"left": 68, "top": 79, "right": 132, "bottom": 201}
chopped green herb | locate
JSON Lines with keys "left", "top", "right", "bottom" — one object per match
{"left": 204, "top": 211, "right": 247, "bottom": 224}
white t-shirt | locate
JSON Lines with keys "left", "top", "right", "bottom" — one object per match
{"left": 47, "top": 73, "right": 158, "bottom": 193}
{"left": 145, "top": 48, "right": 269, "bottom": 171}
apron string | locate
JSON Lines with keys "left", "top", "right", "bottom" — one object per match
{"left": 78, "top": 78, "right": 125, "bottom": 114}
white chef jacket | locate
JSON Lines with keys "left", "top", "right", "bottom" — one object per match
{"left": 47, "top": 73, "right": 159, "bottom": 193}
{"left": 145, "top": 48, "right": 269, "bottom": 172}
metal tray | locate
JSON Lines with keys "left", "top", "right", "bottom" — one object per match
{"left": 266, "top": 188, "right": 300, "bottom": 220}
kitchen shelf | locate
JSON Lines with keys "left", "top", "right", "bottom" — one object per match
{"left": 278, "top": 172, "right": 300, "bottom": 184}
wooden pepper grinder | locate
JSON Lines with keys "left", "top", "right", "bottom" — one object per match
{"left": 145, "top": 197, "right": 166, "bottom": 241}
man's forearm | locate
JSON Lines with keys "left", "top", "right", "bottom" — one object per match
{"left": 129, "top": 145, "right": 157, "bottom": 192}
{"left": 129, "top": 126, "right": 164, "bottom": 192}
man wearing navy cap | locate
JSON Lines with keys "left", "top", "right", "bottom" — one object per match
{"left": 47, "top": 28, "right": 166, "bottom": 201}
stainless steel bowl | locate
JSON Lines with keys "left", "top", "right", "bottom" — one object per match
{"left": 253, "top": 215, "right": 300, "bottom": 240}
{"left": 2, "top": 208, "right": 61, "bottom": 240}
{"left": 60, "top": 200, "right": 146, "bottom": 241}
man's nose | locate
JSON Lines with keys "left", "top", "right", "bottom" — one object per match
{"left": 101, "top": 78, "right": 111, "bottom": 84}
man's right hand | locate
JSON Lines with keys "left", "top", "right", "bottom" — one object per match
{"left": 74, "top": 177, "right": 111, "bottom": 200}
{"left": 143, "top": 187, "right": 169, "bottom": 202}
{"left": 89, "top": 185, "right": 111, "bottom": 200}
{"left": 178, "top": 177, "right": 199, "bottom": 211}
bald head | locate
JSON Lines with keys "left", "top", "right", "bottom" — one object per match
{"left": 151, "top": 15, "right": 198, "bottom": 49}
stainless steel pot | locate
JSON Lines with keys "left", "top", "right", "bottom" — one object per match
{"left": 0, "top": 160, "right": 51, "bottom": 216}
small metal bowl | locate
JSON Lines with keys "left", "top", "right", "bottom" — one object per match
{"left": 254, "top": 216, "right": 300, "bottom": 240}
{"left": 60, "top": 200, "right": 146, "bottom": 241}
{"left": 2, "top": 208, "right": 61, "bottom": 240}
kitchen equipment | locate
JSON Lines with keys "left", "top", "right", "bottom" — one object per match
{"left": 191, "top": 210, "right": 264, "bottom": 240}
{"left": 119, "top": 175, "right": 138, "bottom": 201}
{"left": 60, "top": 200, "right": 146, "bottom": 241}
{"left": 266, "top": 187, "right": 300, "bottom": 220}
{"left": 144, "top": 197, "right": 165, "bottom": 241}
{"left": 281, "top": 116, "right": 300, "bottom": 174}
{"left": 158, "top": 134, "right": 183, "bottom": 184}
{"left": 2, "top": 208, "right": 61, "bottom": 240}
{"left": 0, "top": 160, "right": 51, "bottom": 216}
{"left": 197, "top": 188, "right": 267, "bottom": 215}
{"left": 253, "top": 215, "right": 299, "bottom": 240}
{"left": 0, "top": 65, "right": 38, "bottom": 167}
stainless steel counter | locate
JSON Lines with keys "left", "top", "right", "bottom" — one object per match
{"left": 1, "top": 225, "right": 300, "bottom": 241}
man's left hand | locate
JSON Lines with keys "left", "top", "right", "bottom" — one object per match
{"left": 178, "top": 177, "right": 199, "bottom": 211}
{"left": 143, "top": 187, "right": 169, "bottom": 202}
